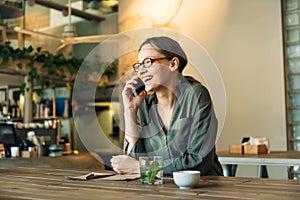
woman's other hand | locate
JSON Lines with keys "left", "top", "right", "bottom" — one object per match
{"left": 110, "top": 155, "right": 140, "bottom": 174}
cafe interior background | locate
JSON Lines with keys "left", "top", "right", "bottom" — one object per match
{"left": 0, "top": 0, "right": 293, "bottom": 178}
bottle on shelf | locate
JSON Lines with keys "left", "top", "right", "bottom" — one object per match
{"left": 7, "top": 99, "right": 12, "bottom": 117}
{"left": 17, "top": 100, "right": 21, "bottom": 119}
{"left": 11, "top": 99, "right": 19, "bottom": 119}
{"left": 2, "top": 102, "right": 8, "bottom": 116}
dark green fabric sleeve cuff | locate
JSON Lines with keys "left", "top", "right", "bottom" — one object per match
{"left": 123, "top": 138, "right": 146, "bottom": 159}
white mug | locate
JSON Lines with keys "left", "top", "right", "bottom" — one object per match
{"left": 10, "top": 147, "right": 20, "bottom": 158}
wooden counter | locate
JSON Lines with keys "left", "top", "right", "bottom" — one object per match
{"left": 0, "top": 167, "right": 299, "bottom": 199}
{"left": 0, "top": 152, "right": 105, "bottom": 170}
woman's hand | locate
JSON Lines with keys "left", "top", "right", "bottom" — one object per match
{"left": 122, "top": 76, "right": 147, "bottom": 110}
{"left": 122, "top": 76, "right": 146, "bottom": 151}
{"left": 110, "top": 155, "right": 140, "bottom": 174}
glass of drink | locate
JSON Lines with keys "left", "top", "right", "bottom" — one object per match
{"left": 139, "top": 156, "right": 163, "bottom": 184}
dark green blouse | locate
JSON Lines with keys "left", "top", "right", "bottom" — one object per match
{"left": 124, "top": 77, "right": 223, "bottom": 176}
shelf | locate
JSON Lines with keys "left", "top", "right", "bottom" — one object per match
{"left": 287, "top": 89, "right": 300, "bottom": 93}
{"left": 286, "top": 41, "right": 300, "bottom": 45}
{"left": 288, "top": 106, "right": 300, "bottom": 109}
{"left": 289, "top": 138, "right": 300, "bottom": 141}
{"left": 0, "top": 3, "right": 23, "bottom": 19}
{"left": 288, "top": 72, "right": 300, "bottom": 75}
{"left": 286, "top": 55, "right": 300, "bottom": 60}
{"left": 288, "top": 121, "right": 300, "bottom": 126}
{"left": 34, "top": 0, "right": 106, "bottom": 23}
{"left": 285, "top": 8, "right": 300, "bottom": 14}
{"left": 287, "top": 88, "right": 300, "bottom": 93}
{"left": 285, "top": 24, "right": 300, "bottom": 30}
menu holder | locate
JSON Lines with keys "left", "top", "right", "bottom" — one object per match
{"left": 66, "top": 172, "right": 140, "bottom": 182}
{"left": 229, "top": 144, "right": 244, "bottom": 154}
{"left": 244, "top": 144, "right": 267, "bottom": 154}
{"left": 229, "top": 144, "right": 268, "bottom": 154}
{"left": 229, "top": 137, "right": 269, "bottom": 154}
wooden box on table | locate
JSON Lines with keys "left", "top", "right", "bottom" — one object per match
{"left": 243, "top": 144, "right": 267, "bottom": 154}
{"left": 229, "top": 144, "right": 244, "bottom": 154}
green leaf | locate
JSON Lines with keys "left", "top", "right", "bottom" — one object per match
{"left": 0, "top": 42, "right": 86, "bottom": 95}
{"left": 147, "top": 161, "right": 163, "bottom": 182}
{"left": 17, "top": 63, "right": 23, "bottom": 69}
{"left": 29, "top": 68, "right": 37, "bottom": 77}
{"left": 19, "top": 83, "right": 26, "bottom": 95}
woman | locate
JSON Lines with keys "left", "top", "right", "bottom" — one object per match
{"left": 111, "top": 36, "right": 223, "bottom": 176}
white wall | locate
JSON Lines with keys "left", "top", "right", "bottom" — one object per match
{"left": 119, "top": 0, "right": 287, "bottom": 178}
{"left": 210, "top": 0, "right": 286, "bottom": 151}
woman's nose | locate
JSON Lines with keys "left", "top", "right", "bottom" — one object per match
{"left": 138, "top": 67, "right": 147, "bottom": 76}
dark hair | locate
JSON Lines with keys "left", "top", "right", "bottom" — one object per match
{"left": 138, "top": 36, "right": 188, "bottom": 73}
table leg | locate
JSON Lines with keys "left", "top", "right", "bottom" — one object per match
{"left": 223, "top": 164, "right": 237, "bottom": 176}
{"left": 257, "top": 165, "right": 269, "bottom": 178}
{"left": 288, "top": 166, "right": 293, "bottom": 179}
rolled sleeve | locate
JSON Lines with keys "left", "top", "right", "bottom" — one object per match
{"left": 123, "top": 138, "right": 147, "bottom": 159}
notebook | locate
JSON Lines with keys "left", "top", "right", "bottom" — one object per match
{"left": 66, "top": 172, "right": 140, "bottom": 182}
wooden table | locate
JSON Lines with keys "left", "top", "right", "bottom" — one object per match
{"left": 0, "top": 167, "right": 300, "bottom": 200}
{"left": 0, "top": 153, "right": 105, "bottom": 170}
{"left": 217, "top": 151, "right": 300, "bottom": 178}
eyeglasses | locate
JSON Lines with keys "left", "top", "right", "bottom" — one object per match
{"left": 132, "top": 57, "right": 168, "bottom": 72}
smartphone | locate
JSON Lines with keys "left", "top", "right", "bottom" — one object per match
{"left": 134, "top": 78, "right": 145, "bottom": 95}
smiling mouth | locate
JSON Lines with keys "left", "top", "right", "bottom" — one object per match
{"left": 143, "top": 76, "right": 153, "bottom": 83}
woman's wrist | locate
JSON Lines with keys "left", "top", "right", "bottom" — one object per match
{"left": 124, "top": 107, "right": 139, "bottom": 137}
{"left": 124, "top": 106, "right": 139, "bottom": 153}
{"left": 124, "top": 107, "right": 138, "bottom": 116}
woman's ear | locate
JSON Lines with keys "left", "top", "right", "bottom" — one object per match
{"left": 170, "top": 57, "right": 180, "bottom": 71}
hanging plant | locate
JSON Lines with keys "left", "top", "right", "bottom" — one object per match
{"left": 0, "top": 41, "right": 83, "bottom": 94}
{"left": 0, "top": 41, "right": 119, "bottom": 96}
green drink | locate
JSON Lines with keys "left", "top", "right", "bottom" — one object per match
{"left": 140, "top": 166, "right": 149, "bottom": 184}
{"left": 139, "top": 156, "right": 163, "bottom": 184}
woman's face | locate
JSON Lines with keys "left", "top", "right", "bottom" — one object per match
{"left": 137, "top": 44, "right": 172, "bottom": 92}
